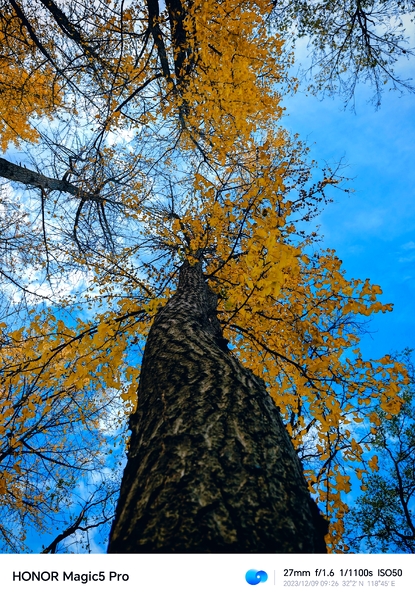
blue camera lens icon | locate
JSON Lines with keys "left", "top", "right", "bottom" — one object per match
{"left": 245, "top": 569, "right": 268, "bottom": 585}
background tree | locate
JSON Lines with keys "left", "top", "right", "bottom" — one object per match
{"left": 0, "top": 0, "right": 411, "bottom": 552}
{"left": 344, "top": 349, "right": 415, "bottom": 553}
{"left": 0, "top": 288, "right": 125, "bottom": 552}
{"left": 271, "top": 0, "right": 415, "bottom": 106}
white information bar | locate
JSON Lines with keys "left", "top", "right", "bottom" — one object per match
{"left": 1, "top": 553, "right": 414, "bottom": 599}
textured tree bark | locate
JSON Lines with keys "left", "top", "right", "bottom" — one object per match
{"left": 0, "top": 157, "right": 104, "bottom": 202}
{"left": 108, "top": 260, "right": 327, "bottom": 553}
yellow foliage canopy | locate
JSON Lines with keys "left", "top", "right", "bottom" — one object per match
{"left": 0, "top": 14, "right": 61, "bottom": 151}
{"left": 0, "top": 0, "right": 409, "bottom": 552}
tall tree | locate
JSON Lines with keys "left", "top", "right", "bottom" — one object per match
{"left": 108, "top": 259, "right": 328, "bottom": 552}
{"left": 0, "top": 0, "right": 410, "bottom": 552}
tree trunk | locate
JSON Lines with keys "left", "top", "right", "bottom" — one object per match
{"left": 107, "top": 260, "right": 327, "bottom": 553}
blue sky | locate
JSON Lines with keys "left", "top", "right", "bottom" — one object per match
{"left": 281, "top": 80, "right": 415, "bottom": 361}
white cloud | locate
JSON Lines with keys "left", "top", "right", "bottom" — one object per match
{"left": 401, "top": 241, "right": 415, "bottom": 250}
{"left": 107, "top": 127, "right": 137, "bottom": 147}
{"left": 398, "top": 255, "right": 415, "bottom": 263}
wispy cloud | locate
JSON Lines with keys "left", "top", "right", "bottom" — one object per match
{"left": 401, "top": 241, "right": 415, "bottom": 250}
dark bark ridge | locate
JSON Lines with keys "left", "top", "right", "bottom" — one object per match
{"left": 108, "top": 260, "right": 328, "bottom": 553}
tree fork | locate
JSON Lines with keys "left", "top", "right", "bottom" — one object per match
{"left": 108, "top": 260, "right": 328, "bottom": 553}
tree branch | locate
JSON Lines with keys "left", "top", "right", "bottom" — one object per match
{"left": 37, "top": 0, "right": 100, "bottom": 60}
{"left": 41, "top": 494, "right": 115, "bottom": 553}
{"left": 0, "top": 157, "right": 106, "bottom": 203}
